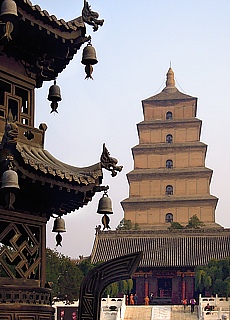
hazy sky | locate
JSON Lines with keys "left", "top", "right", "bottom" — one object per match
{"left": 34, "top": 0, "right": 230, "bottom": 258}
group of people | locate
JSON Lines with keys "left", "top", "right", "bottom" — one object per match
{"left": 126, "top": 292, "right": 156, "bottom": 305}
{"left": 126, "top": 294, "right": 138, "bottom": 305}
{"left": 182, "top": 298, "right": 196, "bottom": 313}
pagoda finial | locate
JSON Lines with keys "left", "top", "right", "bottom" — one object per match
{"left": 166, "top": 67, "right": 175, "bottom": 88}
{"left": 162, "top": 66, "right": 178, "bottom": 93}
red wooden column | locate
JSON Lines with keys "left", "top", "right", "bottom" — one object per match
{"left": 144, "top": 275, "right": 149, "bottom": 297}
{"left": 181, "top": 273, "right": 186, "bottom": 300}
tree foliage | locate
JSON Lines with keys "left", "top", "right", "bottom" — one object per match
{"left": 103, "top": 279, "right": 133, "bottom": 297}
{"left": 116, "top": 218, "right": 140, "bottom": 230}
{"left": 168, "top": 221, "right": 184, "bottom": 230}
{"left": 46, "top": 249, "right": 100, "bottom": 302}
{"left": 46, "top": 248, "right": 84, "bottom": 302}
{"left": 168, "top": 215, "right": 204, "bottom": 230}
{"left": 195, "top": 257, "right": 230, "bottom": 298}
{"left": 186, "top": 214, "right": 205, "bottom": 229}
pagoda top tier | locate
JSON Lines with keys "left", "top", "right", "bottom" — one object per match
{"left": 143, "top": 68, "right": 196, "bottom": 102}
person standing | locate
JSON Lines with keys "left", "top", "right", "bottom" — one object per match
{"left": 150, "top": 292, "right": 154, "bottom": 305}
{"left": 130, "top": 294, "right": 134, "bottom": 305}
{"left": 134, "top": 294, "right": 138, "bottom": 305}
{"left": 182, "top": 298, "right": 188, "bottom": 312}
{"left": 190, "top": 298, "right": 196, "bottom": 313}
{"left": 144, "top": 295, "right": 150, "bottom": 305}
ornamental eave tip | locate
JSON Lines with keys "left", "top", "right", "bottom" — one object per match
{"left": 82, "top": 0, "right": 104, "bottom": 32}
{"left": 100, "top": 143, "right": 123, "bottom": 177}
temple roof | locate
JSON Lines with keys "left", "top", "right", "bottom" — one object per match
{"left": 16, "top": 143, "right": 102, "bottom": 185}
{"left": 0, "top": 116, "right": 122, "bottom": 218}
{"left": 0, "top": 0, "right": 104, "bottom": 86}
{"left": 18, "top": 0, "right": 85, "bottom": 31}
{"left": 143, "top": 68, "right": 196, "bottom": 102}
{"left": 91, "top": 229, "right": 230, "bottom": 268}
{"left": 0, "top": 142, "right": 104, "bottom": 217}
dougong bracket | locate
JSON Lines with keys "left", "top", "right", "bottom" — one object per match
{"left": 82, "top": 0, "right": 104, "bottom": 32}
{"left": 100, "top": 143, "right": 123, "bottom": 177}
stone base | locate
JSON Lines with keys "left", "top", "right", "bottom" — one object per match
{"left": 0, "top": 304, "right": 55, "bottom": 320}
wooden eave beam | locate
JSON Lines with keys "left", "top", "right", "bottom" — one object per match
{"left": 18, "top": 9, "right": 86, "bottom": 42}
{"left": 16, "top": 163, "right": 100, "bottom": 193}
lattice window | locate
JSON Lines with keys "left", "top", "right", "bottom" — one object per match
{"left": 0, "top": 221, "right": 41, "bottom": 280}
{"left": 0, "top": 76, "right": 32, "bottom": 126}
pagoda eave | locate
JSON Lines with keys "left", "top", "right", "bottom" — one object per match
{"left": 121, "top": 196, "right": 218, "bottom": 208}
{"left": 127, "top": 167, "right": 213, "bottom": 181}
{"left": 132, "top": 142, "right": 207, "bottom": 154}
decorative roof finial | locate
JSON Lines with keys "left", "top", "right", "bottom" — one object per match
{"left": 166, "top": 67, "right": 175, "bottom": 88}
{"left": 82, "top": 0, "right": 104, "bottom": 32}
{"left": 100, "top": 143, "right": 123, "bottom": 177}
{"left": 162, "top": 66, "right": 178, "bottom": 93}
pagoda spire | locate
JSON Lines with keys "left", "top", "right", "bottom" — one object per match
{"left": 163, "top": 67, "right": 178, "bottom": 93}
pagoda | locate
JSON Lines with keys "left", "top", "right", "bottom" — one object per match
{"left": 122, "top": 67, "right": 219, "bottom": 229}
{"left": 91, "top": 68, "right": 230, "bottom": 305}
{"left": 0, "top": 0, "right": 122, "bottom": 318}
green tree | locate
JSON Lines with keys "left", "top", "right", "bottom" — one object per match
{"left": 46, "top": 248, "right": 84, "bottom": 302}
{"left": 168, "top": 221, "right": 184, "bottom": 230}
{"left": 116, "top": 218, "right": 140, "bottom": 230}
{"left": 186, "top": 214, "right": 205, "bottom": 229}
{"left": 103, "top": 279, "right": 133, "bottom": 297}
{"left": 57, "top": 258, "right": 83, "bottom": 302}
{"left": 46, "top": 248, "right": 62, "bottom": 295}
{"left": 78, "top": 258, "right": 96, "bottom": 276}
{"left": 195, "top": 257, "right": 230, "bottom": 298}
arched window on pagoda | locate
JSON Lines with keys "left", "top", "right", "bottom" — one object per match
{"left": 166, "top": 111, "right": 173, "bottom": 120}
{"left": 166, "top": 159, "right": 173, "bottom": 169}
{"left": 166, "top": 185, "right": 173, "bottom": 195}
{"left": 166, "top": 213, "right": 173, "bottom": 223}
{"left": 166, "top": 134, "right": 173, "bottom": 143}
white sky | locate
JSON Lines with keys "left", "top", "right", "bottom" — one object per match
{"left": 34, "top": 0, "right": 230, "bottom": 259}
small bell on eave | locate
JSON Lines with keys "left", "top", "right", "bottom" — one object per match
{"left": 47, "top": 80, "right": 62, "bottom": 113}
{"left": 81, "top": 43, "right": 98, "bottom": 80}
{"left": 97, "top": 191, "right": 113, "bottom": 230}
{"left": 97, "top": 192, "right": 113, "bottom": 215}
{"left": 0, "top": 0, "right": 18, "bottom": 21}
{"left": 52, "top": 216, "right": 66, "bottom": 246}
{"left": 1, "top": 167, "right": 20, "bottom": 210}
{"left": 1, "top": 168, "right": 20, "bottom": 190}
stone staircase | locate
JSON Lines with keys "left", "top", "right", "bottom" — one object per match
{"left": 171, "top": 305, "right": 198, "bottom": 320}
{"left": 124, "top": 306, "right": 152, "bottom": 320}
{"left": 123, "top": 305, "right": 198, "bottom": 320}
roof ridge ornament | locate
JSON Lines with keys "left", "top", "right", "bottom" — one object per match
{"left": 100, "top": 143, "right": 123, "bottom": 177}
{"left": 0, "top": 109, "right": 18, "bottom": 149}
{"left": 82, "top": 0, "right": 104, "bottom": 32}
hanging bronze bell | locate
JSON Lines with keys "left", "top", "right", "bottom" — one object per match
{"left": 97, "top": 193, "right": 113, "bottom": 215}
{"left": 48, "top": 81, "right": 62, "bottom": 102}
{"left": 81, "top": 44, "right": 98, "bottom": 65}
{"left": 47, "top": 80, "right": 62, "bottom": 113}
{"left": 1, "top": 168, "right": 19, "bottom": 189}
{"left": 52, "top": 217, "right": 66, "bottom": 233}
{"left": 0, "top": 0, "right": 18, "bottom": 18}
